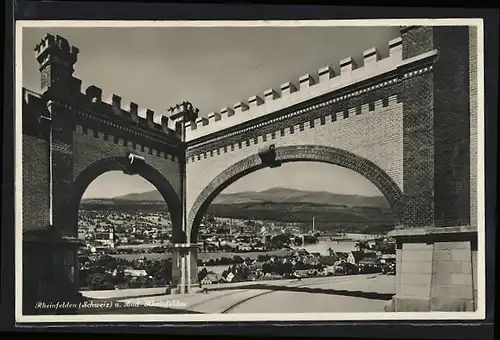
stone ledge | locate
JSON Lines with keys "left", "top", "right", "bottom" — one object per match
{"left": 391, "top": 295, "right": 431, "bottom": 312}
{"left": 23, "top": 227, "right": 85, "bottom": 245}
{"left": 390, "top": 225, "right": 477, "bottom": 238}
{"left": 384, "top": 295, "right": 474, "bottom": 312}
{"left": 430, "top": 296, "right": 475, "bottom": 312}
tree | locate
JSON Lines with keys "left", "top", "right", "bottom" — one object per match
{"left": 257, "top": 254, "right": 270, "bottom": 262}
{"left": 377, "top": 242, "right": 396, "bottom": 254}
{"left": 277, "top": 262, "right": 293, "bottom": 276}
{"left": 113, "top": 267, "right": 127, "bottom": 285}
{"left": 262, "top": 262, "right": 273, "bottom": 275}
{"left": 355, "top": 241, "right": 368, "bottom": 252}
{"left": 198, "top": 267, "right": 208, "bottom": 281}
{"left": 87, "top": 273, "right": 115, "bottom": 290}
{"left": 272, "top": 234, "right": 290, "bottom": 244}
{"left": 95, "top": 255, "right": 118, "bottom": 270}
{"left": 88, "top": 265, "right": 107, "bottom": 274}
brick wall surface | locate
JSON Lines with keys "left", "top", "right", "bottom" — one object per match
{"left": 73, "top": 127, "right": 182, "bottom": 198}
{"left": 22, "top": 135, "right": 50, "bottom": 231}
{"left": 401, "top": 26, "right": 472, "bottom": 229}
{"left": 51, "top": 107, "right": 76, "bottom": 236}
{"left": 432, "top": 27, "right": 471, "bottom": 228}
{"left": 402, "top": 26, "right": 434, "bottom": 59}
{"left": 186, "top": 95, "right": 404, "bottom": 237}
{"left": 401, "top": 71, "right": 435, "bottom": 228}
{"left": 469, "top": 26, "right": 478, "bottom": 229}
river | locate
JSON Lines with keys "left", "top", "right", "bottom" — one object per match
{"left": 291, "top": 240, "right": 357, "bottom": 255}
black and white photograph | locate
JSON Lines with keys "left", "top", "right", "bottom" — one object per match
{"left": 15, "top": 19, "right": 485, "bottom": 323}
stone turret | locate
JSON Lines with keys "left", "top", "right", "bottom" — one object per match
{"left": 34, "top": 33, "right": 81, "bottom": 94}
{"left": 168, "top": 101, "right": 200, "bottom": 138}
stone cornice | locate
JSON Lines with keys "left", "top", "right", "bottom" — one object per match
{"left": 390, "top": 225, "right": 477, "bottom": 237}
{"left": 389, "top": 225, "right": 478, "bottom": 247}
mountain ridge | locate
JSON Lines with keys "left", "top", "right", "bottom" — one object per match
{"left": 83, "top": 187, "right": 388, "bottom": 208}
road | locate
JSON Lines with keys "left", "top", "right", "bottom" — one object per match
{"left": 116, "top": 274, "right": 396, "bottom": 314}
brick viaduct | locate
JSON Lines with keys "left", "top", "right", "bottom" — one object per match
{"left": 20, "top": 25, "right": 479, "bottom": 314}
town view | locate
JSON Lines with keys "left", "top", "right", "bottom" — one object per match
{"left": 78, "top": 173, "right": 398, "bottom": 293}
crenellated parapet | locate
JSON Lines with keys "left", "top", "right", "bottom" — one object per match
{"left": 27, "top": 33, "right": 181, "bottom": 157}
{"left": 22, "top": 81, "right": 183, "bottom": 161}
{"left": 95, "top": 90, "right": 176, "bottom": 135}
{"left": 185, "top": 36, "right": 416, "bottom": 142}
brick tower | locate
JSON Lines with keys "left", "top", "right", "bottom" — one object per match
{"left": 23, "top": 34, "right": 85, "bottom": 315}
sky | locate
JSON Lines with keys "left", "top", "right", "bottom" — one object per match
{"left": 21, "top": 25, "right": 400, "bottom": 199}
{"left": 84, "top": 163, "right": 383, "bottom": 199}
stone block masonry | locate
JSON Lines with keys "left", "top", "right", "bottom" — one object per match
{"left": 391, "top": 237, "right": 476, "bottom": 312}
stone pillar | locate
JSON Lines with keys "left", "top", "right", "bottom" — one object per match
{"left": 169, "top": 244, "right": 199, "bottom": 294}
{"left": 180, "top": 254, "right": 186, "bottom": 293}
{"left": 190, "top": 249, "right": 199, "bottom": 286}
{"left": 388, "top": 228, "right": 477, "bottom": 312}
{"left": 23, "top": 229, "right": 84, "bottom": 315}
{"left": 170, "top": 248, "right": 182, "bottom": 288}
{"left": 386, "top": 26, "right": 478, "bottom": 312}
{"left": 186, "top": 249, "right": 192, "bottom": 293}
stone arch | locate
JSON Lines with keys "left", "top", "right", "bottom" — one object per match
{"left": 71, "top": 155, "right": 181, "bottom": 233}
{"left": 188, "top": 145, "right": 404, "bottom": 242}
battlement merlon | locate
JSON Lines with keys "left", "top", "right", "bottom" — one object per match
{"left": 184, "top": 36, "right": 437, "bottom": 142}
{"left": 168, "top": 101, "right": 200, "bottom": 122}
{"left": 81, "top": 86, "right": 178, "bottom": 137}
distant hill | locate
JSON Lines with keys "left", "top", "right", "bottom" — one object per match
{"left": 86, "top": 187, "right": 389, "bottom": 209}
{"left": 80, "top": 188, "right": 396, "bottom": 231}
{"left": 112, "top": 190, "right": 164, "bottom": 202}
{"left": 212, "top": 187, "right": 389, "bottom": 208}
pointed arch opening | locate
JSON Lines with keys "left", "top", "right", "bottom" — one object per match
{"left": 188, "top": 145, "right": 403, "bottom": 243}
